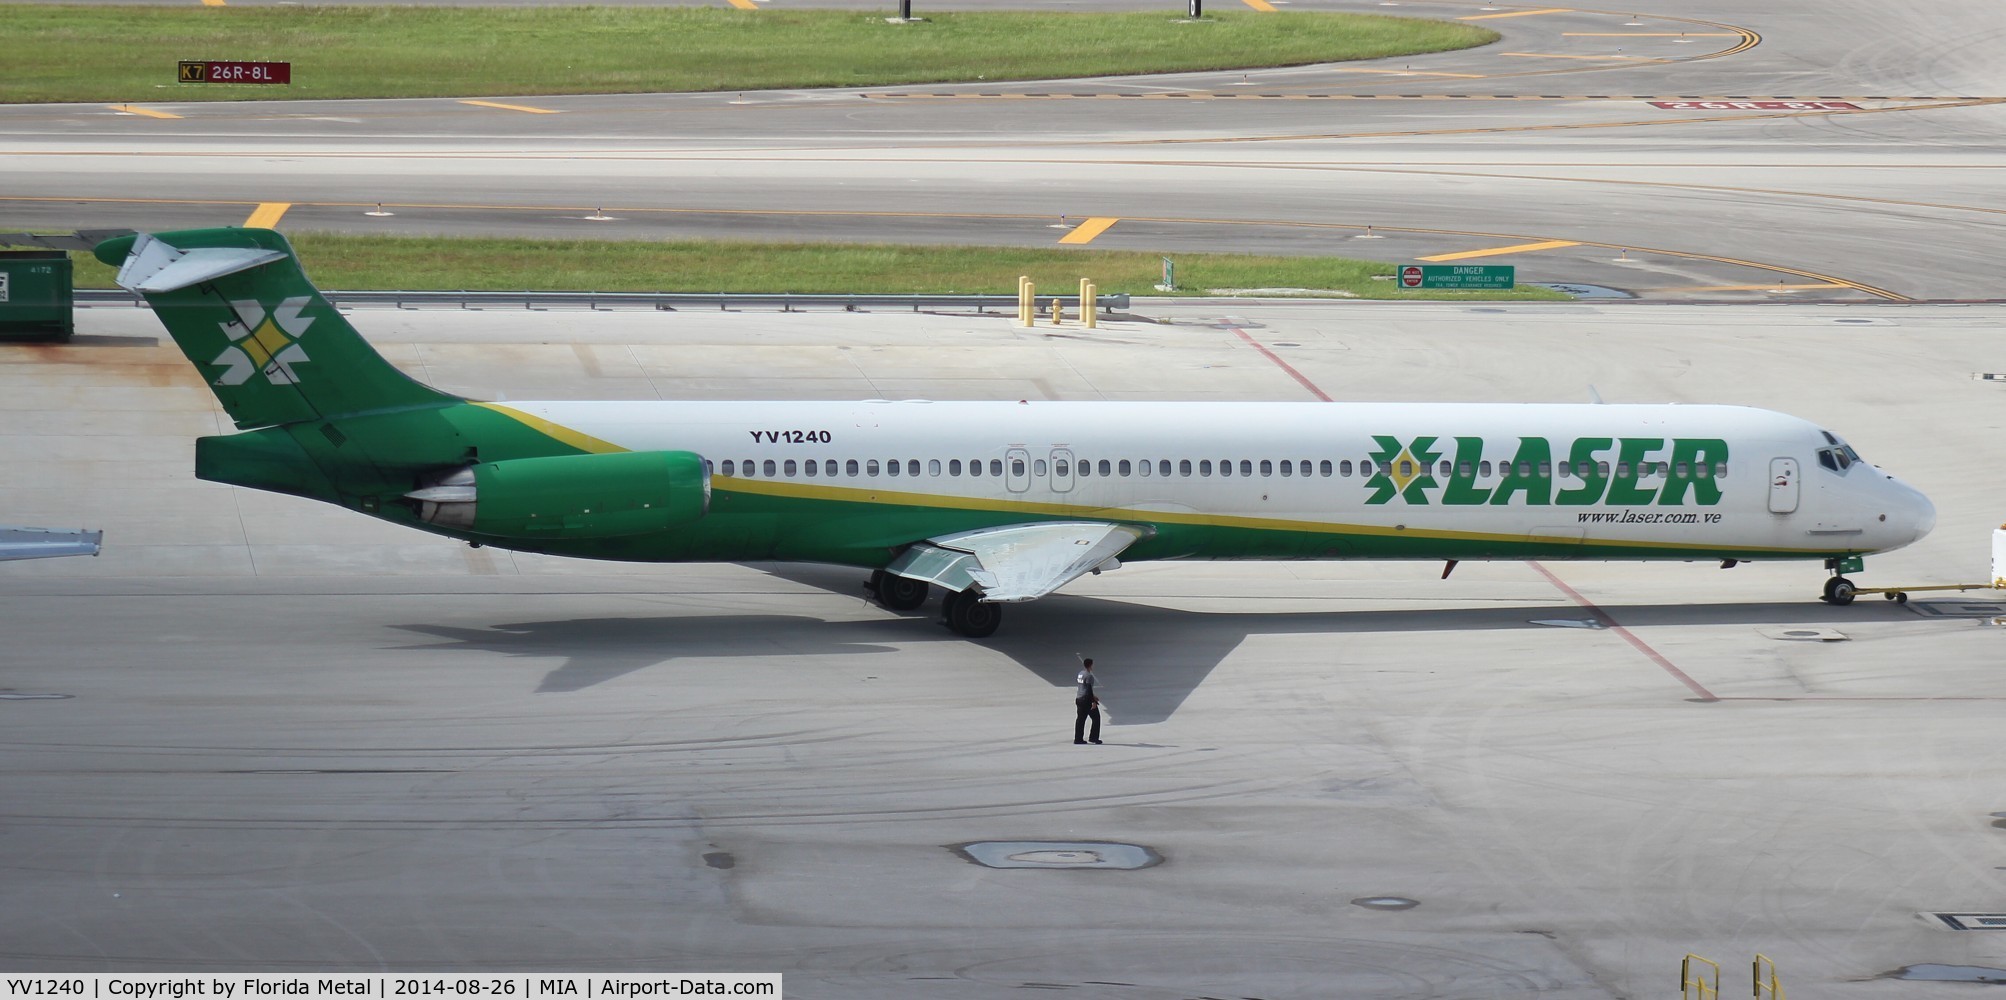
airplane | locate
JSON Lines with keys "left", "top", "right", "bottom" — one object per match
{"left": 98, "top": 227, "right": 1935, "bottom": 637}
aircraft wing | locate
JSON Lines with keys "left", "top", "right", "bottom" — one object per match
{"left": 0, "top": 527, "right": 103, "bottom": 561}
{"left": 884, "top": 521, "right": 1151, "bottom": 603}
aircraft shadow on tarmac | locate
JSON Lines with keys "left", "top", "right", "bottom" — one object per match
{"left": 390, "top": 562, "right": 1936, "bottom": 722}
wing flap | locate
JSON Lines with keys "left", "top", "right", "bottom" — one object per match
{"left": 885, "top": 521, "right": 1150, "bottom": 603}
{"left": 0, "top": 527, "right": 103, "bottom": 561}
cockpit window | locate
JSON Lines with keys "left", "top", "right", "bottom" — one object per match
{"left": 1815, "top": 431, "right": 1865, "bottom": 474}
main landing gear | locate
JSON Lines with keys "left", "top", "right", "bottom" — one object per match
{"left": 867, "top": 570, "right": 1001, "bottom": 637}
{"left": 867, "top": 569, "right": 929, "bottom": 612}
{"left": 941, "top": 588, "right": 1002, "bottom": 639}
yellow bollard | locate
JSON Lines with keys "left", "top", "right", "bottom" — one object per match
{"left": 1020, "top": 278, "right": 1035, "bottom": 327}
{"left": 1082, "top": 279, "right": 1097, "bottom": 329}
{"left": 1050, "top": 295, "right": 1063, "bottom": 326}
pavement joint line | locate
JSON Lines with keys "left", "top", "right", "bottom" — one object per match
{"left": 1057, "top": 217, "right": 1120, "bottom": 245}
{"left": 1419, "top": 239, "right": 1579, "bottom": 262}
{"left": 458, "top": 99, "right": 561, "bottom": 115}
{"left": 242, "top": 202, "right": 291, "bottom": 229}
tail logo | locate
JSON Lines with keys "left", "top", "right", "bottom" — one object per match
{"left": 214, "top": 296, "right": 314, "bottom": 386}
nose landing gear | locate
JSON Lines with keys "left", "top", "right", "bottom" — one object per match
{"left": 1821, "top": 575, "right": 1856, "bottom": 605}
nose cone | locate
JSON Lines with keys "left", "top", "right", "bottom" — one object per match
{"left": 1908, "top": 483, "right": 1937, "bottom": 544}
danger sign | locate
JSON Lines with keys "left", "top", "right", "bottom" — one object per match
{"left": 1400, "top": 265, "right": 1423, "bottom": 288}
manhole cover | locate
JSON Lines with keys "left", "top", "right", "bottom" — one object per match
{"left": 1351, "top": 896, "right": 1420, "bottom": 911}
{"left": 951, "top": 841, "right": 1161, "bottom": 870}
{"left": 1760, "top": 628, "right": 1848, "bottom": 642}
{"left": 1886, "top": 964, "right": 2006, "bottom": 982}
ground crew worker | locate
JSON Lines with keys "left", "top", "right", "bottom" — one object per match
{"left": 1073, "top": 658, "right": 1102, "bottom": 744}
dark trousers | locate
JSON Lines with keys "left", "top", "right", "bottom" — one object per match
{"left": 1074, "top": 699, "right": 1101, "bottom": 742}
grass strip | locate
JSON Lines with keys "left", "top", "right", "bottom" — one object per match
{"left": 6, "top": 7, "right": 1495, "bottom": 103}
{"left": 68, "top": 233, "right": 1567, "bottom": 301}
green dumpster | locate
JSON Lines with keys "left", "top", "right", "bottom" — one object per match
{"left": 0, "top": 249, "right": 74, "bottom": 342}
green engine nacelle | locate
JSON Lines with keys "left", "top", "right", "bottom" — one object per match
{"left": 407, "top": 450, "right": 709, "bottom": 539}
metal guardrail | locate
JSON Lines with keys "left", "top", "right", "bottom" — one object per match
{"left": 73, "top": 288, "right": 1131, "bottom": 313}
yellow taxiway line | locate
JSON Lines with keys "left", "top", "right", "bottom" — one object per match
{"left": 1458, "top": 7, "right": 1571, "bottom": 19}
{"left": 1058, "top": 217, "right": 1120, "bottom": 245}
{"left": 242, "top": 202, "right": 291, "bottom": 229}
{"left": 459, "top": 100, "right": 561, "bottom": 115}
{"left": 1239, "top": 0, "right": 1278, "bottom": 10}
{"left": 108, "top": 105, "right": 182, "bottom": 120}
{"left": 1420, "top": 239, "right": 1579, "bottom": 262}
{"left": 1563, "top": 32, "right": 1742, "bottom": 37}
{"left": 726, "top": 0, "right": 759, "bottom": 10}
{"left": 200, "top": 0, "right": 225, "bottom": 6}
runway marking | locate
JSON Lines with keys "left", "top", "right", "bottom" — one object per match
{"left": 1239, "top": 0, "right": 1279, "bottom": 11}
{"left": 1527, "top": 561, "right": 1719, "bottom": 702}
{"left": 1457, "top": 7, "right": 1571, "bottom": 19}
{"left": 458, "top": 100, "right": 561, "bottom": 115}
{"left": 1500, "top": 52, "right": 1669, "bottom": 63}
{"left": 1057, "top": 217, "right": 1119, "bottom": 245}
{"left": 1562, "top": 32, "right": 1741, "bottom": 37}
{"left": 726, "top": 0, "right": 759, "bottom": 9}
{"left": 107, "top": 104, "right": 182, "bottom": 120}
{"left": 1661, "top": 283, "right": 1849, "bottom": 292}
{"left": 201, "top": 0, "right": 225, "bottom": 5}
{"left": 242, "top": 202, "right": 290, "bottom": 228}
{"left": 1419, "top": 239, "right": 1578, "bottom": 261}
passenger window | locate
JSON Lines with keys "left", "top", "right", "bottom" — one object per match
{"left": 1339, "top": 460, "right": 1351, "bottom": 476}
{"left": 1200, "top": 460, "right": 1213, "bottom": 476}
{"left": 1056, "top": 460, "right": 1071, "bottom": 477}
{"left": 824, "top": 460, "right": 836, "bottom": 476}
{"left": 1398, "top": 461, "right": 1412, "bottom": 478}
{"left": 1320, "top": 460, "right": 1332, "bottom": 477}
{"left": 1099, "top": 459, "right": 1112, "bottom": 476}
{"left": 1457, "top": 461, "right": 1471, "bottom": 477}
{"left": 887, "top": 460, "right": 901, "bottom": 477}
{"left": 847, "top": 459, "right": 860, "bottom": 476}
{"left": 1616, "top": 462, "right": 1630, "bottom": 478}
{"left": 1179, "top": 459, "right": 1192, "bottom": 477}
{"left": 906, "top": 460, "right": 918, "bottom": 476}
{"left": 763, "top": 459, "right": 777, "bottom": 477}
{"left": 865, "top": 460, "right": 879, "bottom": 476}
{"left": 1716, "top": 463, "right": 1728, "bottom": 478}
{"left": 1160, "top": 460, "right": 1173, "bottom": 477}
{"left": 1011, "top": 459, "right": 1025, "bottom": 476}
{"left": 929, "top": 459, "right": 941, "bottom": 476}
{"left": 801, "top": 459, "right": 815, "bottom": 478}
{"left": 1218, "top": 460, "right": 1231, "bottom": 478}
{"left": 1135, "top": 459, "right": 1148, "bottom": 478}
{"left": 949, "top": 459, "right": 962, "bottom": 476}
{"left": 1675, "top": 462, "right": 1689, "bottom": 479}
{"left": 1438, "top": 461, "right": 1451, "bottom": 478}
{"left": 721, "top": 460, "right": 735, "bottom": 476}
{"left": 1034, "top": 459, "right": 1048, "bottom": 476}
{"left": 1597, "top": 461, "right": 1610, "bottom": 477}
{"left": 1279, "top": 461, "right": 1291, "bottom": 478}
{"left": 1479, "top": 461, "right": 1492, "bottom": 477}
{"left": 1116, "top": 460, "right": 1128, "bottom": 476}
{"left": 1537, "top": 462, "right": 1550, "bottom": 478}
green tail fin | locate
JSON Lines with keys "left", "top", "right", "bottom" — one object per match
{"left": 95, "top": 228, "right": 458, "bottom": 429}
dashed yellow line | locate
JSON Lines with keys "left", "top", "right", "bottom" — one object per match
{"left": 242, "top": 202, "right": 290, "bottom": 229}
{"left": 1239, "top": 0, "right": 1278, "bottom": 10}
{"left": 108, "top": 104, "right": 182, "bottom": 120}
{"left": 1458, "top": 7, "right": 1571, "bottom": 19}
{"left": 1420, "top": 239, "right": 1579, "bottom": 262}
{"left": 1058, "top": 217, "right": 1120, "bottom": 245}
{"left": 458, "top": 99, "right": 561, "bottom": 115}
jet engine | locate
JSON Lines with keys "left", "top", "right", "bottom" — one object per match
{"left": 404, "top": 450, "right": 709, "bottom": 539}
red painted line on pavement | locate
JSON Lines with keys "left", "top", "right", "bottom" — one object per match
{"left": 1527, "top": 561, "right": 1720, "bottom": 701}
{"left": 1229, "top": 328, "right": 1332, "bottom": 402}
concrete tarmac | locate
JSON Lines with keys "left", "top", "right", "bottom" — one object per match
{"left": 5, "top": 300, "right": 2006, "bottom": 996}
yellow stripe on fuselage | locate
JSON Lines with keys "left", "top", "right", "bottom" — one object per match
{"left": 475, "top": 402, "right": 630, "bottom": 455}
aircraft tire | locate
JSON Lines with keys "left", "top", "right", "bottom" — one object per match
{"left": 1822, "top": 576, "right": 1856, "bottom": 605}
{"left": 943, "top": 589, "right": 1001, "bottom": 638}
{"left": 871, "top": 571, "right": 930, "bottom": 612}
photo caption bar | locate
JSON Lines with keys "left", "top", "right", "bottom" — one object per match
{"left": 3, "top": 977, "right": 779, "bottom": 1000}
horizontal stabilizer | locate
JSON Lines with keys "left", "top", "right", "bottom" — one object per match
{"left": 115, "top": 233, "right": 287, "bottom": 294}
{"left": 0, "top": 527, "right": 103, "bottom": 561}
{"left": 885, "top": 521, "right": 1150, "bottom": 602}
